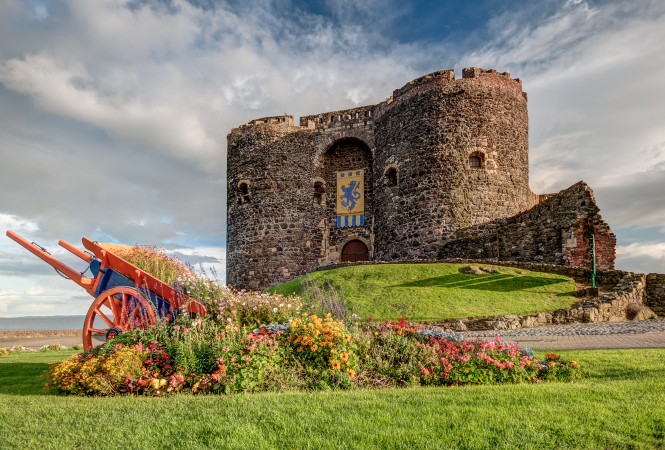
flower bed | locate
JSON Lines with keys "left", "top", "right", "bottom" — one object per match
{"left": 47, "top": 246, "right": 580, "bottom": 395}
{"left": 49, "top": 315, "right": 581, "bottom": 396}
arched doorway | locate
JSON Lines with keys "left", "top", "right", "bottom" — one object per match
{"left": 341, "top": 240, "right": 369, "bottom": 262}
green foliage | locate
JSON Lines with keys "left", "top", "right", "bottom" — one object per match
{"left": 45, "top": 314, "right": 580, "bottom": 396}
{"left": 49, "top": 345, "right": 144, "bottom": 395}
{"left": 208, "top": 290, "right": 304, "bottom": 328}
{"left": 287, "top": 313, "right": 359, "bottom": 386}
{"left": 271, "top": 263, "right": 577, "bottom": 321}
{"left": 116, "top": 244, "right": 190, "bottom": 286}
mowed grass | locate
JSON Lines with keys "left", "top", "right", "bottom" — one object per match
{"left": 1, "top": 349, "right": 664, "bottom": 449}
{"left": 271, "top": 263, "right": 578, "bottom": 321}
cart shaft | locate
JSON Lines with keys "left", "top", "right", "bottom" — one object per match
{"left": 6, "top": 230, "right": 96, "bottom": 296}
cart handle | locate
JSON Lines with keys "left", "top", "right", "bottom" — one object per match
{"left": 6, "top": 230, "right": 97, "bottom": 296}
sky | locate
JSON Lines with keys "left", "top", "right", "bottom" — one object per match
{"left": 0, "top": 0, "right": 664, "bottom": 317}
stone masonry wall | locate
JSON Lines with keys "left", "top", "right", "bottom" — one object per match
{"left": 372, "top": 68, "right": 531, "bottom": 261}
{"left": 438, "top": 181, "right": 616, "bottom": 270}
{"left": 646, "top": 273, "right": 665, "bottom": 315}
{"left": 437, "top": 271, "right": 650, "bottom": 332}
{"left": 227, "top": 120, "right": 320, "bottom": 289}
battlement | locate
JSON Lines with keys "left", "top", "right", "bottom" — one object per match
{"left": 299, "top": 105, "right": 375, "bottom": 131}
{"left": 234, "top": 68, "right": 524, "bottom": 135}
{"left": 461, "top": 67, "right": 512, "bottom": 80}
{"left": 392, "top": 69, "right": 456, "bottom": 98}
{"left": 235, "top": 115, "right": 295, "bottom": 130}
{"left": 374, "top": 67, "right": 526, "bottom": 119}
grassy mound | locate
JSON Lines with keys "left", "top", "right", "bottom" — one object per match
{"left": 270, "top": 263, "right": 577, "bottom": 321}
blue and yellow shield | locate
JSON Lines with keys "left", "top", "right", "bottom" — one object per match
{"left": 336, "top": 169, "right": 364, "bottom": 228}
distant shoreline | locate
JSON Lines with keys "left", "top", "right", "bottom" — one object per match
{"left": 0, "top": 329, "right": 81, "bottom": 339}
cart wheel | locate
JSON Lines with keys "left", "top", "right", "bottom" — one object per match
{"left": 82, "top": 286, "right": 156, "bottom": 350}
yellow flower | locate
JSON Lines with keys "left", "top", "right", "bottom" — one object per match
{"left": 311, "top": 344, "right": 318, "bottom": 352}
{"left": 331, "top": 361, "right": 341, "bottom": 370}
{"left": 346, "top": 369, "right": 356, "bottom": 378}
{"left": 340, "top": 352, "right": 349, "bottom": 362}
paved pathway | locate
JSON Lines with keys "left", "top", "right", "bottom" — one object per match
{"left": 458, "top": 318, "right": 665, "bottom": 350}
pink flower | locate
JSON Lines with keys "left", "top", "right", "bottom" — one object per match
{"left": 421, "top": 368, "right": 430, "bottom": 376}
{"left": 136, "top": 342, "right": 143, "bottom": 352}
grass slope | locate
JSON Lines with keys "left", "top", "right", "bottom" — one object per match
{"left": 1, "top": 349, "right": 664, "bottom": 449}
{"left": 271, "top": 263, "right": 577, "bottom": 321}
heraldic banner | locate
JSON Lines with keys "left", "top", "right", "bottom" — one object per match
{"left": 336, "top": 169, "right": 364, "bottom": 228}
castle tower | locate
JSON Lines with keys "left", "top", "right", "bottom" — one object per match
{"left": 372, "top": 68, "right": 531, "bottom": 260}
{"left": 226, "top": 115, "right": 321, "bottom": 290}
{"left": 227, "top": 68, "right": 533, "bottom": 290}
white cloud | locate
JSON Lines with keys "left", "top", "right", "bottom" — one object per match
{"left": 0, "top": 54, "right": 219, "bottom": 166}
{"left": 25, "top": 286, "right": 46, "bottom": 296}
{"left": 0, "top": 213, "right": 39, "bottom": 233}
{"left": 616, "top": 242, "right": 665, "bottom": 274}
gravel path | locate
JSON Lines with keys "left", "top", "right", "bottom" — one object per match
{"left": 458, "top": 318, "right": 665, "bottom": 350}
{"left": 460, "top": 318, "right": 665, "bottom": 337}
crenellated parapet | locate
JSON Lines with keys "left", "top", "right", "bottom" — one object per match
{"left": 299, "top": 105, "right": 375, "bottom": 131}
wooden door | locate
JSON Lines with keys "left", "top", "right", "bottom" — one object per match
{"left": 341, "top": 240, "right": 369, "bottom": 262}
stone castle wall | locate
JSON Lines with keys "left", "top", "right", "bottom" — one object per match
{"left": 438, "top": 181, "right": 616, "bottom": 270}
{"left": 646, "top": 273, "right": 665, "bottom": 315}
{"left": 226, "top": 68, "right": 616, "bottom": 290}
{"left": 372, "top": 68, "right": 531, "bottom": 260}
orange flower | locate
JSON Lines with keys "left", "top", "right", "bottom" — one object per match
{"left": 340, "top": 352, "right": 349, "bottom": 362}
{"left": 331, "top": 361, "right": 341, "bottom": 370}
{"left": 346, "top": 369, "right": 356, "bottom": 378}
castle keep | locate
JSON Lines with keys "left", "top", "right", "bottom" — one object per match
{"left": 227, "top": 68, "right": 616, "bottom": 290}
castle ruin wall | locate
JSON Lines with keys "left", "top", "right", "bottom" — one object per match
{"left": 438, "top": 181, "right": 617, "bottom": 270}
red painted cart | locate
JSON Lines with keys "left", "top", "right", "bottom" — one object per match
{"left": 6, "top": 230, "right": 206, "bottom": 350}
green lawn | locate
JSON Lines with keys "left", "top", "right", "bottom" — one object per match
{"left": 270, "top": 263, "right": 578, "bottom": 321}
{"left": 1, "top": 349, "right": 664, "bottom": 449}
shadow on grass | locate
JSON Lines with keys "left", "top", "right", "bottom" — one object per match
{"left": 393, "top": 273, "right": 568, "bottom": 292}
{"left": 0, "top": 362, "right": 55, "bottom": 396}
{"left": 391, "top": 273, "right": 566, "bottom": 292}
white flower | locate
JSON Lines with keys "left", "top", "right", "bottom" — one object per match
{"left": 273, "top": 307, "right": 278, "bottom": 313}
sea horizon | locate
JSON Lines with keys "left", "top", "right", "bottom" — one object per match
{"left": 0, "top": 315, "right": 87, "bottom": 331}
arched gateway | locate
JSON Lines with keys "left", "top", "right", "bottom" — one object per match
{"left": 341, "top": 240, "right": 369, "bottom": 262}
